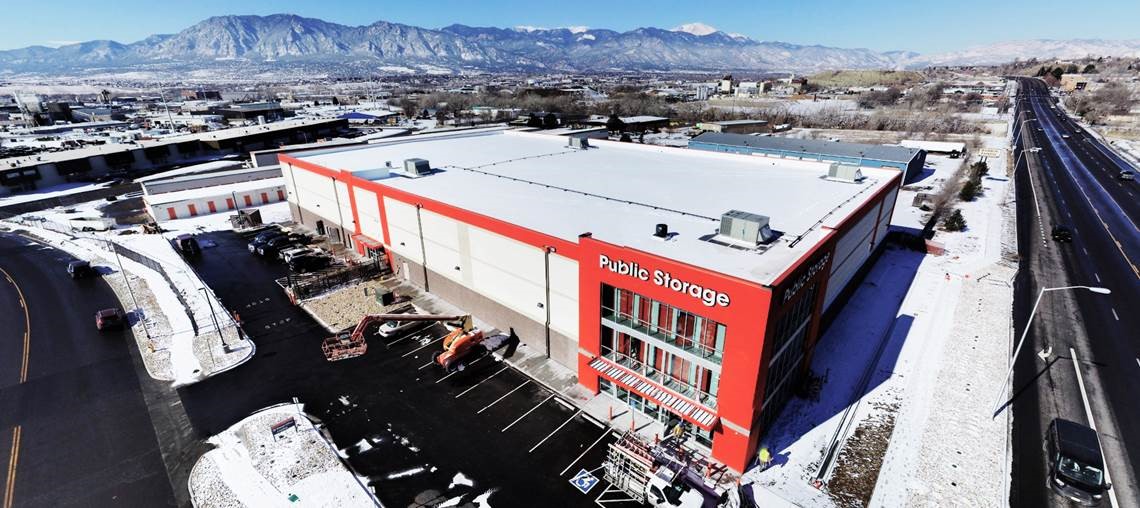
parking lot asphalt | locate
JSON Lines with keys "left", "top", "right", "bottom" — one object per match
{"left": 180, "top": 229, "right": 633, "bottom": 507}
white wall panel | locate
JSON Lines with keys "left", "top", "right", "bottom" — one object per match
{"left": 334, "top": 181, "right": 355, "bottom": 234}
{"left": 353, "top": 187, "right": 383, "bottom": 242}
{"left": 468, "top": 228, "right": 544, "bottom": 283}
{"left": 380, "top": 195, "right": 579, "bottom": 340}
{"left": 291, "top": 167, "right": 342, "bottom": 227}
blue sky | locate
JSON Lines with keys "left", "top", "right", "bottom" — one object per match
{"left": 2, "top": 0, "right": 1137, "bottom": 53}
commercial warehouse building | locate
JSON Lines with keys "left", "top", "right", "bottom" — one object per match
{"left": 689, "top": 131, "right": 926, "bottom": 183}
{"left": 142, "top": 165, "right": 286, "bottom": 221}
{"left": 279, "top": 128, "right": 900, "bottom": 471}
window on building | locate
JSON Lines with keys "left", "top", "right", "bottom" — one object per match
{"left": 601, "top": 285, "right": 726, "bottom": 362}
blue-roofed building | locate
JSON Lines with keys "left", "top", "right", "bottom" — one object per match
{"left": 689, "top": 132, "right": 926, "bottom": 184}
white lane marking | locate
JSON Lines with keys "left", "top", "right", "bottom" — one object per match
{"left": 401, "top": 336, "right": 444, "bottom": 358}
{"left": 1083, "top": 247, "right": 1090, "bottom": 256}
{"left": 435, "top": 355, "right": 487, "bottom": 383}
{"left": 1112, "top": 308, "right": 1119, "bottom": 321}
{"left": 501, "top": 394, "right": 555, "bottom": 432}
{"left": 559, "top": 429, "right": 614, "bottom": 477}
{"left": 529, "top": 409, "right": 582, "bottom": 453}
{"left": 476, "top": 380, "right": 531, "bottom": 414}
{"left": 1070, "top": 348, "right": 1120, "bottom": 508}
{"left": 1136, "top": 358, "right": 1139, "bottom": 369}
{"left": 1094, "top": 273, "right": 1101, "bottom": 283}
{"left": 455, "top": 365, "right": 510, "bottom": 398}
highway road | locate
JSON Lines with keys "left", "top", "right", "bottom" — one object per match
{"left": 1008, "top": 77, "right": 1139, "bottom": 508}
{"left": 0, "top": 233, "right": 175, "bottom": 507}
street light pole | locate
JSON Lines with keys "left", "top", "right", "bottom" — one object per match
{"left": 199, "top": 287, "right": 227, "bottom": 352}
{"left": 992, "top": 285, "right": 1111, "bottom": 416}
{"left": 1013, "top": 147, "right": 1042, "bottom": 171}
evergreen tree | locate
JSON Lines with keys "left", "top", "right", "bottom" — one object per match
{"left": 943, "top": 209, "right": 967, "bottom": 231}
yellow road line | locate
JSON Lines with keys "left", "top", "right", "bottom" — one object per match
{"left": 0, "top": 267, "right": 30, "bottom": 384}
{"left": 3, "top": 426, "right": 21, "bottom": 508}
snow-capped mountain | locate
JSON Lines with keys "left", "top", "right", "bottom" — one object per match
{"left": 672, "top": 22, "right": 720, "bottom": 37}
{"left": 907, "top": 39, "right": 1140, "bottom": 67}
{"left": 0, "top": 14, "right": 1137, "bottom": 75}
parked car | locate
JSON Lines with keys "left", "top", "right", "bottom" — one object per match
{"left": 67, "top": 260, "right": 96, "bottom": 279}
{"left": 1047, "top": 418, "right": 1111, "bottom": 505}
{"left": 1052, "top": 224, "right": 1073, "bottom": 243}
{"left": 172, "top": 234, "right": 201, "bottom": 257}
{"left": 247, "top": 230, "right": 285, "bottom": 253}
{"left": 376, "top": 307, "right": 433, "bottom": 339}
{"left": 1119, "top": 171, "right": 1135, "bottom": 181}
{"left": 287, "top": 254, "right": 331, "bottom": 273}
{"left": 95, "top": 308, "right": 125, "bottom": 331}
{"left": 257, "top": 235, "right": 300, "bottom": 257}
{"left": 279, "top": 246, "right": 315, "bottom": 263}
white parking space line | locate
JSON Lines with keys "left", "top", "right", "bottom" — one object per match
{"left": 401, "top": 337, "right": 444, "bottom": 358}
{"left": 1136, "top": 358, "right": 1139, "bottom": 369}
{"left": 455, "top": 365, "right": 510, "bottom": 399}
{"left": 559, "top": 429, "right": 614, "bottom": 477}
{"left": 502, "top": 394, "right": 555, "bottom": 432}
{"left": 477, "top": 380, "right": 531, "bottom": 414}
{"left": 436, "top": 355, "right": 487, "bottom": 384}
{"left": 1083, "top": 247, "right": 1090, "bottom": 256}
{"left": 1112, "top": 308, "right": 1119, "bottom": 321}
{"left": 529, "top": 409, "right": 582, "bottom": 453}
{"left": 417, "top": 360, "right": 435, "bottom": 370}
{"left": 1070, "top": 348, "right": 1120, "bottom": 508}
{"left": 1094, "top": 272, "right": 1101, "bottom": 283}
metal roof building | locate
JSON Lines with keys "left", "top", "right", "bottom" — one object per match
{"left": 689, "top": 132, "right": 926, "bottom": 183}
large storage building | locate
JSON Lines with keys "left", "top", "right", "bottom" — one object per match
{"left": 280, "top": 128, "right": 900, "bottom": 471}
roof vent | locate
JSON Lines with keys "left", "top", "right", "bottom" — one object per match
{"left": 826, "top": 162, "right": 864, "bottom": 183}
{"left": 568, "top": 137, "right": 590, "bottom": 150}
{"left": 718, "top": 210, "right": 774, "bottom": 246}
{"left": 654, "top": 223, "right": 669, "bottom": 239}
{"left": 402, "top": 158, "right": 430, "bottom": 178}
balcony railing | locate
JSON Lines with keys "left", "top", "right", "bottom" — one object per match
{"left": 601, "top": 348, "right": 718, "bottom": 409}
{"left": 602, "top": 306, "right": 723, "bottom": 363}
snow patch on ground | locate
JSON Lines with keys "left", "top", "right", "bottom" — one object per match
{"left": 449, "top": 472, "right": 475, "bottom": 489}
{"left": 188, "top": 403, "right": 375, "bottom": 507}
{"left": 386, "top": 466, "right": 426, "bottom": 480}
{"left": 744, "top": 117, "right": 1015, "bottom": 507}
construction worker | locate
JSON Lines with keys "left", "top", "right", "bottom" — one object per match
{"left": 758, "top": 446, "right": 772, "bottom": 471}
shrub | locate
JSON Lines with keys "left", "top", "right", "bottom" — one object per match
{"left": 959, "top": 179, "right": 982, "bottom": 201}
{"left": 943, "top": 209, "right": 967, "bottom": 231}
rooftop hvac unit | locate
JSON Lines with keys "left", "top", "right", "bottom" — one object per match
{"left": 568, "top": 137, "right": 590, "bottom": 150}
{"left": 719, "top": 210, "right": 774, "bottom": 246}
{"left": 403, "top": 158, "right": 431, "bottom": 178}
{"left": 827, "top": 162, "right": 864, "bottom": 183}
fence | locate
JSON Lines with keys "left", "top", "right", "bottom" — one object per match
{"left": 284, "top": 259, "right": 390, "bottom": 301}
{"left": 112, "top": 241, "right": 200, "bottom": 336}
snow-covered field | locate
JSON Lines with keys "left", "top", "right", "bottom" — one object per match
{"left": 189, "top": 403, "right": 376, "bottom": 507}
{"left": 744, "top": 118, "right": 1016, "bottom": 507}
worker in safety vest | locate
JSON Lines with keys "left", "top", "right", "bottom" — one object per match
{"left": 758, "top": 446, "right": 772, "bottom": 470}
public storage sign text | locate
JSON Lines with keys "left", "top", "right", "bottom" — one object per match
{"left": 599, "top": 255, "right": 730, "bottom": 307}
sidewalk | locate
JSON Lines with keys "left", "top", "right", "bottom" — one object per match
{"left": 188, "top": 402, "right": 378, "bottom": 508}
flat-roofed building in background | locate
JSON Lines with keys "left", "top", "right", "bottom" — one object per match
{"left": 690, "top": 131, "right": 926, "bottom": 183}
{"left": 279, "top": 128, "right": 901, "bottom": 471}
{"left": 697, "top": 119, "right": 771, "bottom": 135}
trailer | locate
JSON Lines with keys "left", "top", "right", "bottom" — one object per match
{"left": 602, "top": 430, "right": 741, "bottom": 508}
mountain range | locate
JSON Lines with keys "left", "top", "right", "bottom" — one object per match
{"left": 0, "top": 14, "right": 1137, "bottom": 75}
